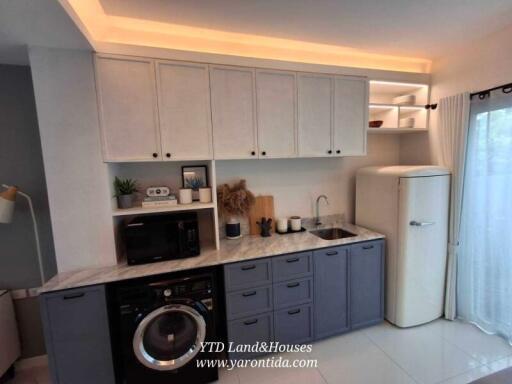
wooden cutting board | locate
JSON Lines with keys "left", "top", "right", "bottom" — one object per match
{"left": 249, "top": 195, "right": 275, "bottom": 235}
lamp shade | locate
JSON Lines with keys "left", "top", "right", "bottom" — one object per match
{"left": 0, "top": 186, "right": 17, "bottom": 224}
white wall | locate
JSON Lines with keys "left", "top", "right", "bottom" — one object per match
{"left": 29, "top": 46, "right": 116, "bottom": 272}
{"left": 400, "top": 23, "right": 512, "bottom": 165}
{"left": 216, "top": 135, "right": 400, "bottom": 222}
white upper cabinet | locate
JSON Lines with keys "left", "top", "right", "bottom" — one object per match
{"left": 156, "top": 61, "right": 213, "bottom": 160}
{"left": 333, "top": 76, "right": 368, "bottom": 156}
{"left": 95, "top": 55, "right": 161, "bottom": 162}
{"left": 95, "top": 54, "right": 369, "bottom": 162}
{"left": 297, "top": 74, "right": 333, "bottom": 157}
{"left": 209, "top": 65, "right": 258, "bottom": 159}
{"left": 256, "top": 70, "right": 297, "bottom": 158}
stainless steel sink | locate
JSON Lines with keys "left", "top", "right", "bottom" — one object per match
{"left": 310, "top": 227, "right": 357, "bottom": 240}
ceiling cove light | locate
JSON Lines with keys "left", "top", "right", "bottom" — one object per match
{"left": 369, "top": 80, "right": 429, "bottom": 87}
{"left": 60, "top": 0, "right": 431, "bottom": 73}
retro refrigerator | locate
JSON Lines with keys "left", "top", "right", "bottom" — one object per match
{"left": 356, "top": 166, "right": 450, "bottom": 327}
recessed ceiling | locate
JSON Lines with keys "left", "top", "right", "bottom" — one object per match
{"left": 0, "top": 0, "right": 90, "bottom": 65}
{"left": 98, "top": 0, "right": 512, "bottom": 59}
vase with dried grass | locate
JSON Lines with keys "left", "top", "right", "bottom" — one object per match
{"left": 217, "top": 180, "right": 255, "bottom": 239}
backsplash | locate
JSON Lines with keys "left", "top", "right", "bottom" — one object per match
{"left": 218, "top": 213, "right": 346, "bottom": 239}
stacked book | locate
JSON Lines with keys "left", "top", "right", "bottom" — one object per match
{"left": 142, "top": 195, "right": 178, "bottom": 208}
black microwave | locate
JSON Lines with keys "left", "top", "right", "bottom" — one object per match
{"left": 123, "top": 212, "right": 200, "bottom": 265}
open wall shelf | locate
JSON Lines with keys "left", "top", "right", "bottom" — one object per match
{"left": 368, "top": 81, "right": 430, "bottom": 134}
{"left": 368, "top": 127, "right": 428, "bottom": 134}
{"left": 112, "top": 201, "right": 215, "bottom": 217}
{"left": 108, "top": 160, "right": 220, "bottom": 262}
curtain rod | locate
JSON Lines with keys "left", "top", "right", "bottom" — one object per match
{"left": 470, "top": 82, "right": 512, "bottom": 99}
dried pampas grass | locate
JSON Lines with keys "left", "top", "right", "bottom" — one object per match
{"left": 217, "top": 179, "right": 255, "bottom": 218}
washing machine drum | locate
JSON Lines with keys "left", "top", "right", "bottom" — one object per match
{"left": 133, "top": 302, "right": 207, "bottom": 371}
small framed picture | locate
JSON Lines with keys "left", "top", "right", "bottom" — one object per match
{"left": 182, "top": 165, "right": 209, "bottom": 201}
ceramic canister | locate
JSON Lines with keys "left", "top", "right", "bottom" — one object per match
{"left": 289, "top": 216, "right": 302, "bottom": 232}
{"left": 199, "top": 187, "right": 212, "bottom": 203}
{"left": 179, "top": 188, "right": 193, "bottom": 204}
{"left": 276, "top": 218, "right": 288, "bottom": 233}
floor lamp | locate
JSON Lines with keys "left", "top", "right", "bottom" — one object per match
{"left": 0, "top": 184, "right": 45, "bottom": 285}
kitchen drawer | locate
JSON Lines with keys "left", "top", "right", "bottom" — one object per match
{"left": 274, "top": 304, "right": 313, "bottom": 344}
{"left": 273, "top": 277, "right": 313, "bottom": 309}
{"left": 224, "top": 259, "right": 272, "bottom": 291}
{"left": 227, "top": 312, "right": 273, "bottom": 360}
{"left": 226, "top": 285, "right": 273, "bottom": 320}
{"left": 272, "top": 252, "right": 312, "bottom": 282}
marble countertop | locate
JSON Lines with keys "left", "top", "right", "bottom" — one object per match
{"left": 40, "top": 222, "right": 384, "bottom": 293}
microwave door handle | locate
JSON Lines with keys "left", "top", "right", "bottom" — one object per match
{"left": 177, "top": 221, "right": 186, "bottom": 254}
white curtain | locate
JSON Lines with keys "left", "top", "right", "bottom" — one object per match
{"left": 457, "top": 89, "right": 512, "bottom": 342}
{"left": 437, "top": 93, "right": 470, "bottom": 320}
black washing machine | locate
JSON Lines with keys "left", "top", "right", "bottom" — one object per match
{"left": 110, "top": 269, "right": 219, "bottom": 384}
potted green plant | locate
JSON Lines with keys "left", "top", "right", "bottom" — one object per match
{"left": 113, "top": 177, "right": 138, "bottom": 209}
{"left": 217, "top": 180, "right": 255, "bottom": 239}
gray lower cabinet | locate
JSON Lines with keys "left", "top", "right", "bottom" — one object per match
{"left": 225, "top": 239, "right": 384, "bottom": 357}
{"left": 313, "top": 246, "right": 350, "bottom": 339}
{"left": 350, "top": 240, "right": 385, "bottom": 329}
{"left": 40, "top": 285, "right": 115, "bottom": 384}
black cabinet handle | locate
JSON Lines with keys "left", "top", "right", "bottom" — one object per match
{"left": 326, "top": 251, "right": 338, "bottom": 256}
{"left": 261, "top": 151, "right": 266, "bottom": 156}
{"left": 63, "top": 292, "right": 85, "bottom": 300}
{"left": 242, "top": 291, "right": 257, "bottom": 297}
{"left": 288, "top": 308, "right": 301, "bottom": 315}
{"left": 362, "top": 245, "right": 374, "bottom": 250}
{"left": 244, "top": 319, "right": 258, "bottom": 325}
{"left": 241, "top": 264, "right": 256, "bottom": 271}
{"left": 287, "top": 282, "right": 300, "bottom": 288}
{"left": 152, "top": 153, "right": 158, "bottom": 158}
{"left": 327, "top": 150, "right": 332, "bottom": 154}
{"left": 336, "top": 150, "right": 341, "bottom": 154}
{"left": 166, "top": 153, "right": 171, "bottom": 158}
{"left": 251, "top": 151, "right": 256, "bottom": 156}
{"left": 286, "top": 257, "right": 299, "bottom": 263}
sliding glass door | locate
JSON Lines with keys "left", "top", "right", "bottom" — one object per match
{"left": 457, "top": 89, "right": 512, "bottom": 343}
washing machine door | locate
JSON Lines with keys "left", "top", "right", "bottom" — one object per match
{"left": 132, "top": 303, "right": 207, "bottom": 371}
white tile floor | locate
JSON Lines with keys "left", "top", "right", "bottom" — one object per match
{"left": 8, "top": 319, "right": 512, "bottom": 384}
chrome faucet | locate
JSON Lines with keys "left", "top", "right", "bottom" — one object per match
{"left": 315, "top": 195, "right": 329, "bottom": 226}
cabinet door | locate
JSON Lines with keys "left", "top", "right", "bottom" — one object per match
{"left": 95, "top": 55, "right": 161, "bottom": 162}
{"left": 333, "top": 76, "right": 368, "bottom": 156}
{"left": 274, "top": 304, "right": 313, "bottom": 344}
{"left": 210, "top": 66, "right": 257, "bottom": 159}
{"left": 350, "top": 240, "right": 385, "bottom": 329}
{"left": 314, "top": 246, "right": 349, "bottom": 339}
{"left": 156, "top": 61, "right": 213, "bottom": 160}
{"left": 256, "top": 70, "right": 296, "bottom": 158}
{"left": 40, "top": 285, "right": 115, "bottom": 384}
{"left": 297, "top": 74, "right": 333, "bottom": 157}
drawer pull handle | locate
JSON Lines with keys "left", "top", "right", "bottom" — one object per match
{"left": 326, "top": 251, "right": 338, "bottom": 256}
{"left": 242, "top": 291, "right": 257, "bottom": 297}
{"left": 63, "top": 292, "right": 85, "bottom": 300}
{"left": 241, "top": 265, "right": 256, "bottom": 271}
{"left": 362, "top": 245, "right": 374, "bottom": 250}
{"left": 244, "top": 319, "right": 258, "bottom": 325}
{"left": 287, "top": 282, "right": 300, "bottom": 288}
{"left": 288, "top": 309, "right": 301, "bottom": 315}
{"left": 286, "top": 257, "right": 300, "bottom": 263}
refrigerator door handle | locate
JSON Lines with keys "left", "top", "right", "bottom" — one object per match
{"left": 410, "top": 220, "right": 435, "bottom": 227}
